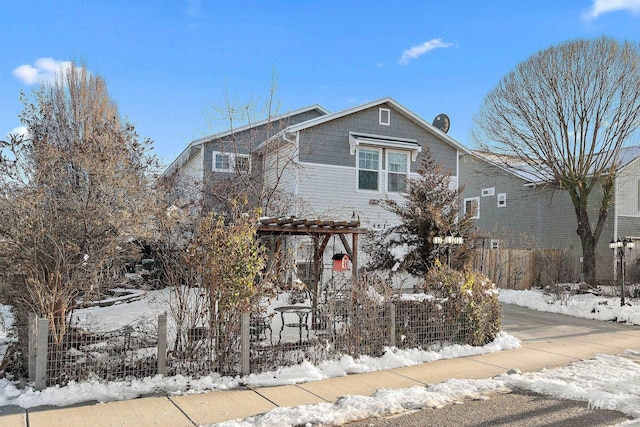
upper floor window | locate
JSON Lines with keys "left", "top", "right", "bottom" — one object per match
{"left": 497, "top": 193, "right": 506, "bottom": 207}
{"left": 464, "top": 197, "right": 480, "bottom": 219}
{"left": 214, "top": 153, "right": 231, "bottom": 171}
{"left": 379, "top": 108, "right": 390, "bottom": 126}
{"left": 387, "top": 151, "right": 408, "bottom": 192}
{"left": 235, "top": 155, "right": 250, "bottom": 173}
{"left": 358, "top": 148, "right": 380, "bottom": 191}
{"left": 213, "top": 152, "right": 250, "bottom": 173}
{"left": 482, "top": 187, "right": 495, "bottom": 197}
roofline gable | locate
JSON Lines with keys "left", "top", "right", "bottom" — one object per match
{"left": 285, "top": 97, "right": 471, "bottom": 154}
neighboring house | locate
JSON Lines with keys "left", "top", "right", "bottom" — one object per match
{"left": 459, "top": 147, "right": 640, "bottom": 284}
{"left": 163, "top": 97, "right": 470, "bottom": 283}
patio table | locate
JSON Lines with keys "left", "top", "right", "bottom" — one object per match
{"left": 274, "top": 305, "right": 314, "bottom": 343}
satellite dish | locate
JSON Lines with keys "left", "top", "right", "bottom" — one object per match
{"left": 432, "top": 114, "right": 450, "bottom": 133}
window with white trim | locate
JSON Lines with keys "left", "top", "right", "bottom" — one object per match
{"left": 497, "top": 193, "right": 506, "bottom": 207}
{"left": 387, "top": 151, "right": 408, "bottom": 192}
{"left": 214, "top": 153, "right": 231, "bottom": 171}
{"left": 482, "top": 187, "right": 495, "bottom": 197}
{"left": 235, "top": 154, "right": 250, "bottom": 173}
{"left": 379, "top": 108, "right": 390, "bottom": 126}
{"left": 464, "top": 197, "right": 480, "bottom": 219}
{"left": 213, "top": 152, "right": 251, "bottom": 173}
{"left": 490, "top": 239, "right": 500, "bottom": 249}
{"left": 357, "top": 148, "right": 380, "bottom": 191}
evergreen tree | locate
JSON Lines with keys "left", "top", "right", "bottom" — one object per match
{"left": 365, "top": 148, "right": 473, "bottom": 275}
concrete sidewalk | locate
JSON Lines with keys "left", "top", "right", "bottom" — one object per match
{"left": 2, "top": 329, "right": 640, "bottom": 427}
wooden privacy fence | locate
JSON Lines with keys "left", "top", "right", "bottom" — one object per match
{"left": 471, "top": 248, "right": 579, "bottom": 290}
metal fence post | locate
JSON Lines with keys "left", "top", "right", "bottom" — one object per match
{"left": 157, "top": 314, "right": 167, "bottom": 375}
{"left": 28, "top": 313, "right": 36, "bottom": 382}
{"left": 241, "top": 312, "right": 250, "bottom": 376}
{"left": 388, "top": 302, "right": 396, "bottom": 347}
{"left": 35, "top": 317, "right": 49, "bottom": 390}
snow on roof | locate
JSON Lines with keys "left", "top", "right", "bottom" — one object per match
{"left": 472, "top": 145, "right": 640, "bottom": 185}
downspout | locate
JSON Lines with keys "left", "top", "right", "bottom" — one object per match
{"left": 199, "top": 145, "right": 205, "bottom": 202}
{"left": 456, "top": 150, "right": 460, "bottom": 191}
{"left": 282, "top": 131, "right": 300, "bottom": 217}
{"left": 613, "top": 174, "right": 619, "bottom": 281}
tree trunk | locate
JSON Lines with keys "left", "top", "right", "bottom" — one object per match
{"left": 575, "top": 204, "right": 597, "bottom": 284}
{"left": 580, "top": 234, "right": 597, "bottom": 284}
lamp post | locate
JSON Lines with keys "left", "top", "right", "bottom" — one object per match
{"left": 609, "top": 237, "right": 635, "bottom": 306}
{"left": 433, "top": 232, "right": 463, "bottom": 268}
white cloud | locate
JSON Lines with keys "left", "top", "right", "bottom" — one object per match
{"left": 12, "top": 58, "right": 72, "bottom": 85}
{"left": 186, "top": 0, "right": 202, "bottom": 17}
{"left": 582, "top": 0, "right": 640, "bottom": 21}
{"left": 399, "top": 39, "right": 453, "bottom": 65}
{"left": 7, "top": 127, "right": 28, "bottom": 139}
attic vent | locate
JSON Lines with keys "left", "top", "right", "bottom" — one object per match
{"left": 379, "top": 108, "right": 390, "bottom": 126}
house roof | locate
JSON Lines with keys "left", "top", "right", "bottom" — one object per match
{"left": 161, "top": 104, "right": 329, "bottom": 177}
{"left": 163, "top": 98, "right": 472, "bottom": 177}
{"left": 470, "top": 145, "right": 640, "bottom": 186}
{"left": 284, "top": 97, "right": 471, "bottom": 154}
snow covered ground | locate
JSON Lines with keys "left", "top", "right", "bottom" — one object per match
{"left": 499, "top": 287, "right": 640, "bottom": 325}
{"left": 1, "top": 287, "right": 640, "bottom": 427}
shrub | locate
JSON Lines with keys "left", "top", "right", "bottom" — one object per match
{"left": 423, "top": 262, "right": 502, "bottom": 346}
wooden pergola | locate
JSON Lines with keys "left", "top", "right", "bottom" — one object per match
{"left": 257, "top": 217, "right": 366, "bottom": 310}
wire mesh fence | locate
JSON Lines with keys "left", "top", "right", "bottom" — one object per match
{"left": 28, "top": 295, "right": 492, "bottom": 388}
{"left": 30, "top": 312, "right": 161, "bottom": 388}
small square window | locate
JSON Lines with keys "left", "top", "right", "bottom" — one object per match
{"left": 482, "top": 187, "right": 495, "bottom": 197}
{"left": 497, "top": 193, "right": 506, "bottom": 207}
{"left": 490, "top": 239, "right": 500, "bottom": 249}
{"left": 379, "top": 108, "right": 390, "bottom": 126}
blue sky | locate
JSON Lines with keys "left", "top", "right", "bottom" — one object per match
{"left": 1, "top": 0, "right": 639, "bottom": 166}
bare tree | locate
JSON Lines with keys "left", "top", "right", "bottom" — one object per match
{"left": 473, "top": 37, "right": 640, "bottom": 283}
{"left": 0, "top": 63, "right": 157, "bottom": 343}
{"left": 194, "top": 78, "right": 314, "bottom": 217}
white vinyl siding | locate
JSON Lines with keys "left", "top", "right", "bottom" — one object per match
{"left": 173, "top": 150, "right": 203, "bottom": 201}
{"left": 296, "top": 162, "right": 406, "bottom": 228}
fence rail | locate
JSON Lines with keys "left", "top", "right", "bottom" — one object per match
{"left": 471, "top": 248, "right": 580, "bottom": 289}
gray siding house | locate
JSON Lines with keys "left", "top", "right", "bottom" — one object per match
{"left": 262, "top": 98, "right": 468, "bottom": 228}
{"left": 459, "top": 148, "right": 640, "bottom": 284}
{"left": 164, "top": 97, "right": 469, "bottom": 227}
{"left": 163, "top": 98, "right": 470, "bottom": 282}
